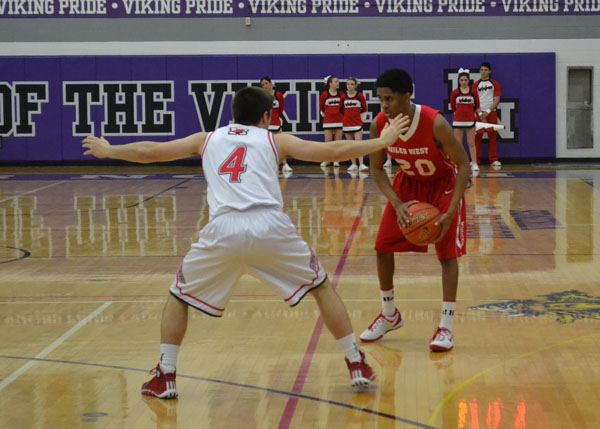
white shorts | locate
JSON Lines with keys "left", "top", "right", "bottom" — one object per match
{"left": 170, "top": 207, "right": 327, "bottom": 317}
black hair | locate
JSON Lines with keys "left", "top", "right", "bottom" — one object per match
{"left": 480, "top": 62, "right": 492, "bottom": 70}
{"left": 260, "top": 76, "right": 272, "bottom": 83}
{"left": 458, "top": 71, "right": 470, "bottom": 81}
{"left": 375, "top": 69, "right": 413, "bottom": 95}
{"left": 231, "top": 86, "right": 274, "bottom": 126}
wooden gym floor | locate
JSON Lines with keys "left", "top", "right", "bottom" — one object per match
{"left": 1, "top": 163, "right": 600, "bottom": 428}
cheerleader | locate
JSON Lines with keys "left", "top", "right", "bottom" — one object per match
{"left": 319, "top": 75, "right": 345, "bottom": 168}
{"left": 342, "top": 77, "right": 369, "bottom": 172}
{"left": 260, "top": 76, "right": 292, "bottom": 172}
{"left": 450, "top": 68, "right": 480, "bottom": 172}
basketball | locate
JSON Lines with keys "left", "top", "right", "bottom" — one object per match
{"left": 401, "top": 202, "right": 442, "bottom": 245}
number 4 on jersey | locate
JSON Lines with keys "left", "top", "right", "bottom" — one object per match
{"left": 219, "top": 146, "right": 247, "bottom": 182}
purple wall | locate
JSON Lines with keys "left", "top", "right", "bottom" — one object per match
{"left": 0, "top": 53, "right": 555, "bottom": 162}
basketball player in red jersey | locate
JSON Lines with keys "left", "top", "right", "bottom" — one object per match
{"left": 319, "top": 75, "right": 345, "bottom": 168}
{"left": 342, "top": 77, "right": 369, "bottom": 172}
{"left": 450, "top": 68, "right": 481, "bottom": 172}
{"left": 472, "top": 62, "right": 502, "bottom": 169}
{"left": 82, "top": 86, "right": 410, "bottom": 398}
{"left": 260, "top": 76, "right": 292, "bottom": 172}
{"left": 360, "top": 69, "right": 470, "bottom": 352}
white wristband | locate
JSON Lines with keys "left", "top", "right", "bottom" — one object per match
{"left": 485, "top": 109, "right": 491, "bottom": 114}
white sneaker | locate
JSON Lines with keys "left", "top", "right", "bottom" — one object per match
{"left": 282, "top": 163, "right": 292, "bottom": 172}
{"left": 359, "top": 164, "right": 369, "bottom": 171}
{"left": 333, "top": 162, "right": 340, "bottom": 167}
{"left": 347, "top": 164, "right": 358, "bottom": 172}
{"left": 383, "top": 159, "right": 392, "bottom": 168}
{"left": 320, "top": 162, "right": 329, "bottom": 167}
{"left": 359, "top": 309, "right": 403, "bottom": 343}
{"left": 491, "top": 161, "right": 502, "bottom": 169}
{"left": 471, "top": 163, "right": 479, "bottom": 172}
{"left": 429, "top": 327, "right": 454, "bottom": 352}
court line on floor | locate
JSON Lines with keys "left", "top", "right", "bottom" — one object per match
{"left": 278, "top": 192, "right": 369, "bottom": 429}
{"left": 0, "top": 298, "right": 518, "bottom": 304}
{"left": 0, "top": 301, "right": 112, "bottom": 392}
{"left": 427, "top": 330, "right": 600, "bottom": 426}
{"left": 126, "top": 179, "right": 192, "bottom": 207}
{"left": 0, "top": 180, "right": 66, "bottom": 204}
{"left": 0, "top": 354, "right": 435, "bottom": 428}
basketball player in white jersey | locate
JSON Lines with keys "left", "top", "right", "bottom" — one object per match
{"left": 82, "top": 86, "right": 409, "bottom": 398}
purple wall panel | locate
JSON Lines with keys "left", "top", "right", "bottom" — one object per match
{"left": 0, "top": 53, "right": 556, "bottom": 162}
{"left": 273, "top": 56, "right": 308, "bottom": 79}
{"left": 237, "top": 56, "right": 273, "bottom": 81}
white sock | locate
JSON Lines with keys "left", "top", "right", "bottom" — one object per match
{"left": 338, "top": 334, "right": 362, "bottom": 363}
{"left": 381, "top": 289, "right": 396, "bottom": 317}
{"left": 158, "top": 344, "right": 179, "bottom": 373}
{"left": 439, "top": 301, "right": 456, "bottom": 331}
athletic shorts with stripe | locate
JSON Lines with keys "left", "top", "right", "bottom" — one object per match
{"left": 170, "top": 207, "right": 327, "bottom": 317}
{"left": 374, "top": 172, "right": 467, "bottom": 260}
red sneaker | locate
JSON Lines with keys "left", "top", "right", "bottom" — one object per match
{"left": 345, "top": 351, "right": 376, "bottom": 387}
{"left": 141, "top": 365, "right": 178, "bottom": 399}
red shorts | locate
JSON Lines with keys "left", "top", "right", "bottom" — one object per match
{"left": 374, "top": 172, "right": 467, "bottom": 260}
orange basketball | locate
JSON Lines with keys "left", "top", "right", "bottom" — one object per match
{"left": 401, "top": 202, "right": 442, "bottom": 245}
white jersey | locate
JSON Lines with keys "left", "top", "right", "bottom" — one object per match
{"left": 201, "top": 124, "right": 283, "bottom": 220}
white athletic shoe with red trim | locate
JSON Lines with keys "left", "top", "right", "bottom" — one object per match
{"left": 429, "top": 327, "right": 454, "bottom": 352}
{"left": 359, "top": 309, "right": 403, "bottom": 343}
{"left": 345, "top": 351, "right": 375, "bottom": 387}
{"left": 141, "top": 365, "right": 178, "bottom": 399}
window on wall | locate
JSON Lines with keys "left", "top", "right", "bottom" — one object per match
{"left": 567, "top": 67, "right": 593, "bottom": 149}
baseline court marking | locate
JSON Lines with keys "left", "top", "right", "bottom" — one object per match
{"left": 0, "top": 301, "right": 112, "bottom": 392}
{"left": 0, "top": 354, "right": 436, "bottom": 428}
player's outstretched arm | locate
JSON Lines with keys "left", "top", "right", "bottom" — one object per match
{"left": 82, "top": 133, "right": 207, "bottom": 164}
{"left": 275, "top": 114, "right": 409, "bottom": 163}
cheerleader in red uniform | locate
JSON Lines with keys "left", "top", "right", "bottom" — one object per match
{"left": 450, "top": 68, "right": 480, "bottom": 172}
{"left": 342, "top": 77, "right": 369, "bottom": 172}
{"left": 319, "top": 76, "right": 345, "bottom": 168}
{"left": 260, "top": 76, "right": 292, "bottom": 172}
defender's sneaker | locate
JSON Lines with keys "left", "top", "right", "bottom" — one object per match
{"left": 429, "top": 327, "right": 454, "bottom": 352}
{"left": 359, "top": 309, "right": 403, "bottom": 343}
{"left": 141, "top": 365, "right": 178, "bottom": 399}
{"left": 345, "top": 351, "right": 376, "bottom": 387}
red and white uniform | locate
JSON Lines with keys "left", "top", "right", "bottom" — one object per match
{"left": 341, "top": 92, "right": 368, "bottom": 132}
{"left": 269, "top": 90, "right": 285, "bottom": 132}
{"left": 473, "top": 78, "right": 501, "bottom": 112}
{"left": 374, "top": 105, "right": 467, "bottom": 261}
{"left": 450, "top": 88, "right": 479, "bottom": 128}
{"left": 319, "top": 90, "right": 344, "bottom": 129}
{"left": 170, "top": 124, "right": 327, "bottom": 316}
{"left": 472, "top": 78, "right": 502, "bottom": 164}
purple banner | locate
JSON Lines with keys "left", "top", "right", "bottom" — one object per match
{"left": 0, "top": 53, "right": 555, "bottom": 162}
{"left": 0, "top": 0, "right": 598, "bottom": 17}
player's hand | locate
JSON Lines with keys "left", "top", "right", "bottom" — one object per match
{"left": 394, "top": 200, "right": 419, "bottom": 228}
{"left": 82, "top": 136, "right": 111, "bottom": 158}
{"left": 379, "top": 114, "right": 410, "bottom": 146}
{"left": 432, "top": 212, "right": 452, "bottom": 243}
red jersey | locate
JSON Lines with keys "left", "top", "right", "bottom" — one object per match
{"left": 450, "top": 88, "right": 479, "bottom": 127}
{"left": 319, "top": 90, "right": 344, "bottom": 129}
{"left": 269, "top": 90, "right": 285, "bottom": 131}
{"left": 375, "top": 105, "right": 456, "bottom": 182}
{"left": 341, "top": 92, "right": 367, "bottom": 132}
{"left": 472, "top": 78, "right": 501, "bottom": 111}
